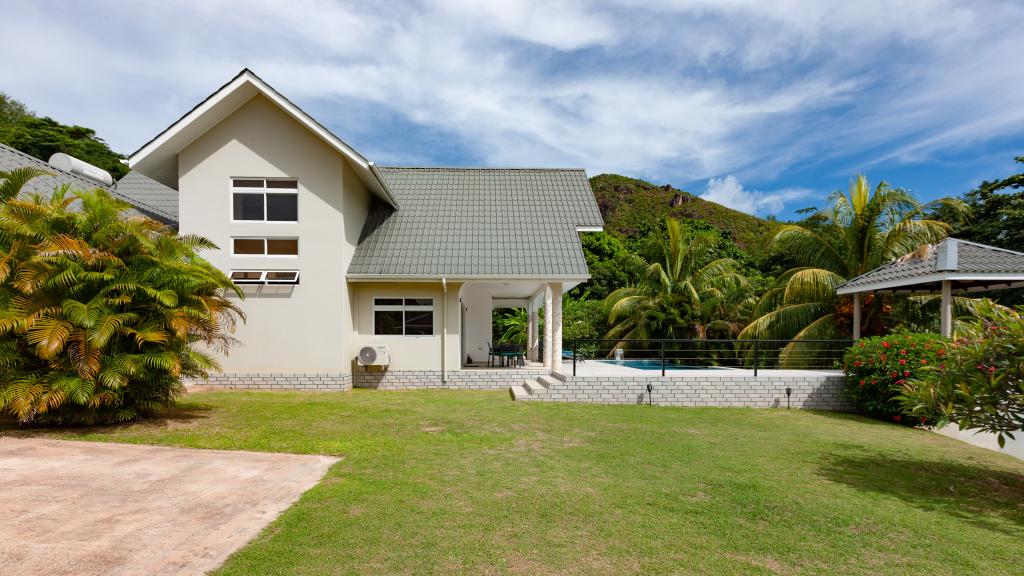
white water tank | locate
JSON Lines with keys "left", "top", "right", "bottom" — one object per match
{"left": 47, "top": 153, "right": 114, "bottom": 186}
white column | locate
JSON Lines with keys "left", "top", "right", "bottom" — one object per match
{"left": 526, "top": 305, "right": 538, "bottom": 362}
{"left": 940, "top": 280, "right": 952, "bottom": 338}
{"left": 549, "top": 282, "right": 563, "bottom": 374}
{"left": 543, "top": 285, "right": 554, "bottom": 368}
{"left": 852, "top": 292, "right": 861, "bottom": 340}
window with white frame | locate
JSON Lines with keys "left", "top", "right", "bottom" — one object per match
{"left": 229, "top": 270, "right": 300, "bottom": 285}
{"left": 373, "top": 298, "right": 434, "bottom": 335}
{"left": 232, "top": 237, "right": 299, "bottom": 256}
{"left": 231, "top": 178, "right": 298, "bottom": 222}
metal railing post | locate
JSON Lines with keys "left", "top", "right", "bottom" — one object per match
{"left": 572, "top": 340, "right": 577, "bottom": 377}
{"left": 753, "top": 341, "right": 759, "bottom": 377}
{"left": 661, "top": 340, "right": 666, "bottom": 377}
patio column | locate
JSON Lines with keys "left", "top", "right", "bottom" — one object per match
{"left": 548, "top": 282, "right": 563, "bottom": 373}
{"left": 940, "top": 280, "right": 952, "bottom": 338}
{"left": 543, "top": 285, "right": 554, "bottom": 368}
{"left": 852, "top": 292, "right": 861, "bottom": 340}
{"left": 527, "top": 303, "right": 539, "bottom": 362}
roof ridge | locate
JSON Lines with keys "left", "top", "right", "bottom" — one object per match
{"left": 951, "top": 237, "right": 1024, "bottom": 258}
{"left": 378, "top": 166, "right": 586, "bottom": 172}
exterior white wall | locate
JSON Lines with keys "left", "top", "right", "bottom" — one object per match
{"left": 352, "top": 282, "right": 463, "bottom": 372}
{"left": 459, "top": 283, "right": 493, "bottom": 363}
{"left": 177, "top": 94, "right": 370, "bottom": 374}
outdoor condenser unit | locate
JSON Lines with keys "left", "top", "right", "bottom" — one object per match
{"left": 357, "top": 345, "right": 391, "bottom": 367}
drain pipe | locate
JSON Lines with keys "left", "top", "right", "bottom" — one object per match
{"left": 441, "top": 277, "right": 448, "bottom": 383}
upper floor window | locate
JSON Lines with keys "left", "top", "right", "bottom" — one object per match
{"left": 232, "top": 178, "right": 298, "bottom": 222}
{"left": 232, "top": 237, "right": 299, "bottom": 256}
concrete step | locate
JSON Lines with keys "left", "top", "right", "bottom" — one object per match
{"left": 537, "top": 375, "right": 559, "bottom": 389}
{"left": 523, "top": 379, "right": 548, "bottom": 395}
{"left": 509, "top": 385, "right": 530, "bottom": 401}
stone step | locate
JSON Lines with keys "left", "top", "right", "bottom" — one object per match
{"left": 509, "top": 385, "right": 530, "bottom": 401}
{"left": 537, "top": 375, "right": 559, "bottom": 389}
{"left": 523, "top": 379, "right": 547, "bottom": 395}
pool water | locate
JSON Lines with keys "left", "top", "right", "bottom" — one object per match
{"left": 594, "top": 359, "right": 727, "bottom": 370}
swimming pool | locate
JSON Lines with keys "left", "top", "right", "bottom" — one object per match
{"left": 593, "top": 359, "right": 727, "bottom": 370}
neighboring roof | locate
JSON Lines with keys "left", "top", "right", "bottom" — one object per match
{"left": 347, "top": 167, "right": 604, "bottom": 280}
{"left": 0, "top": 143, "right": 177, "bottom": 224}
{"left": 836, "top": 238, "right": 1024, "bottom": 295}
{"left": 128, "top": 68, "right": 398, "bottom": 208}
{"left": 114, "top": 171, "right": 179, "bottom": 223}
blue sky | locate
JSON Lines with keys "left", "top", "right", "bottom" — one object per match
{"left": 2, "top": 0, "right": 1023, "bottom": 219}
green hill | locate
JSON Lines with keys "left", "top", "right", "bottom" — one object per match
{"left": 589, "top": 173, "right": 781, "bottom": 258}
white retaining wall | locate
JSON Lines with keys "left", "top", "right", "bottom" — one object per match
{"left": 541, "top": 371, "right": 853, "bottom": 411}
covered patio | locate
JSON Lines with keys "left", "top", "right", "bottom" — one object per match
{"left": 458, "top": 280, "right": 572, "bottom": 373}
{"left": 837, "top": 238, "right": 1024, "bottom": 337}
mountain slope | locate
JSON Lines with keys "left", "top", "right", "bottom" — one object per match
{"left": 589, "top": 173, "right": 781, "bottom": 257}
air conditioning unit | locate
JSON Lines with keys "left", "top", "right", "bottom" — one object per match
{"left": 358, "top": 345, "right": 391, "bottom": 367}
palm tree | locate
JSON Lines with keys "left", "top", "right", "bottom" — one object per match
{"left": 740, "top": 175, "right": 966, "bottom": 364}
{"left": 0, "top": 169, "right": 243, "bottom": 424}
{"left": 604, "top": 218, "right": 750, "bottom": 348}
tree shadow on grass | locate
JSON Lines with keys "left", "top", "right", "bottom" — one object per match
{"left": 819, "top": 453, "right": 1024, "bottom": 535}
{"left": 0, "top": 403, "right": 214, "bottom": 437}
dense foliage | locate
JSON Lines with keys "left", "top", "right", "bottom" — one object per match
{"left": 0, "top": 169, "right": 242, "bottom": 424}
{"left": 604, "top": 218, "right": 751, "bottom": 347}
{"left": 0, "top": 93, "right": 128, "bottom": 179}
{"left": 842, "top": 333, "right": 946, "bottom": 423}
{"left": 899, "top": 302, "right": 1024, "bottom": 446}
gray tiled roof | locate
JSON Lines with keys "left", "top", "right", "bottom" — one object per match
{"left": 0, "top": 143, "right": 177, "bottom": 224}
{"left": 348, "top": 167, "right": 603, "bottom": 279}
{"left": 836, "top": 238, "right": 1024, "bottom": 293}
{"left": 114, "top": 170, "right": 178, "bottom": 222}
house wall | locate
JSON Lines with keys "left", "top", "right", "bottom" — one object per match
{"left": 459, "top": 283, "right": 493, "bottom": 363}
{"left": 177, "top": 94, "right": 370, "bottom": 377}
{"left": 351, "top": 281, "right": 463, "bottom": 378}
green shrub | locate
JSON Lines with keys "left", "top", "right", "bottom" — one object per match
{"left": 0, "top": 169, "right": 243, "bottom": 425}
{"left": 899, "top": 302, "right": 1024, "bottom": 446}
{"left": 842, "top": 333, "right": 946, "bottom": 424}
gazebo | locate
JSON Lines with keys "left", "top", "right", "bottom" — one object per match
{"left": 836, "top": 238, "right": 1024, "bottom": 338}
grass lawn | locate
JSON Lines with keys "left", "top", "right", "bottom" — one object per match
{"left": 9, "top": 389, "right": 1024, "bottom": 575}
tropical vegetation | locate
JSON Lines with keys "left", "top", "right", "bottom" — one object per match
{"left": 0, "top": 168, "right": 242, "bottom": 424}
{"left": 738, "top": 175, "right": 966, "bottom": 362}
{"left": 603, "top": 218, "right": 751, "bottom": 346}
{"left": 899, "top": 301, "right": 1024, "bottom": 446}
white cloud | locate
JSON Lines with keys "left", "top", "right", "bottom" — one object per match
{"left": 0, "top": 0, "right": 1022, "bottom": 215}
{"left": 700, "top": 175, "right": 812, "bottom": 216}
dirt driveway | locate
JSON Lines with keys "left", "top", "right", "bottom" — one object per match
{"left": 0, "top": 437, "right": 338, "bottom": 575}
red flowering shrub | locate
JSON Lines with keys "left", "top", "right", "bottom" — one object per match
{"left": 842, "top": 333, "right": 945, "bottom": 423}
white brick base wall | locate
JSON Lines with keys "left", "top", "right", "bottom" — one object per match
{"left": 353, "top": 369, "right": 544, "bottom": 390}
{"left": 186, "top": 373, "right": 353, "bottom": 391}
{"left": 536, "top": 372, "right": 853, "bottom": 411}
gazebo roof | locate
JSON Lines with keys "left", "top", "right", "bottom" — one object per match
{"left": 836, "top": 238, "right": 1024, "bottom": 295}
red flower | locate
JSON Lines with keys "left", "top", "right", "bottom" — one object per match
{"left": 890, "top": 372, "right": 899, "bottom": 378}
{"left": 921, "top": 359, "right": 928, "bottom": 365}
{"left": 883, "top": 342, "right": 891, "bottom": 348}
{"left": 899, "top": 359, "right": 906, "bottom": 365}
{"left": 895, "top": 379, "right": 905, "bottom": 385}
{"left": 937, "top": 349, "right": 945, "bottom": 356}
{"left": 920, "top": 416, "right": 927, "bottom": 424}
{"left": 859, "top": 379, "right": 865, "bottom": 386}
{"left": 871, "top": 379, "right": 877, "bottom": 385}
{"left": 854, "top": 360, "right": 862, "bottom": 367}
{"left": 989, "top": 366, "right": 996, "bottom": 373}
{"left": 900, "top": 349, "right": 908, "bottom": 355}
{"left": 903, "top": 371, "right": 911, "bottom": 377}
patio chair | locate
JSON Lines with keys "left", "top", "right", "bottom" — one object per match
{"left": 487, "top": 342, "right": 497, "bottom": 367}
